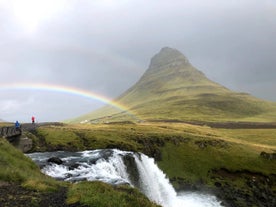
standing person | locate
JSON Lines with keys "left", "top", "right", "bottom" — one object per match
{"left": 15, "top": 120, "right": 21, "bottom": 132}
{"left": 32, "top": 116, "right": 35, "bottom": 124}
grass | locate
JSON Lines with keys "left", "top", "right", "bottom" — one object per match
{"left": 159, "top": 139, "right": 275, "bottom": 184}
{"left": 0, "top": 138, "right": 60, "bottom": 191}
{"left": 70, "top": 87, "right": 276, "bottom": 124}
{"left": 67, "top": 181, "right": 160, "bottom": 207}
{"left": 0, "top": 122, "right": 13, "bottom": 127}
{"left": 34, "top": 124, "right": 141, "bottom": 152}
{"left": 217, "top": 129, "right": 276, "bottom": 150}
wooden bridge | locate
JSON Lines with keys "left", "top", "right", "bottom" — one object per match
{"left": 0, "top": 126, "right": 22, "bottom": 140}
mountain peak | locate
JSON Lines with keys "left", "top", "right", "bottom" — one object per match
{"left": 149, "top": 47, "right": 189, "bottom": 70}
{"left": 71, "top": 47, "right": 276, "bottom": 124}
{"left": 141, "top": 47, "right": 206, "bottom": 84}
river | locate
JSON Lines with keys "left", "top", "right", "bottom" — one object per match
{"left": 27, "top": 149, "right": 223, "bottom": 207}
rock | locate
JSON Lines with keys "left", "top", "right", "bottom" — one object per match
{"left": 89, "top": 158, "right": 98, "bottom": 165}
{"left": 10, "top": 136, "right": 33, "bottom": 153}
{"left": 195, "top": 140, "right": 227, "bottom": 149}
{"left": 260, "top": 152, "right": 276, "bottom": 160}
{"left": 47, "top": 157, "right": 63, "bottom": 165}
{"left": 149, "top": 47, "right": 190, "bottom": 71}
{"left": 68, "top": 163, "right": 80, "bottom": 171}
{"left": 98, "top": 149, "right": 114, "bottom": 160}
{"left": 123, "top": 154, "right": 140, "bottom": 188}
{"left": 211, "top": 168, "right": 276, "bottom": 207}
{"left": 215, "top": 182, "right": 222, "bottom": 188}
{"left": 197, "top": 141, "right": 207, "bottom": 149}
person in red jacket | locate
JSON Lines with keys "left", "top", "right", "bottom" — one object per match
{"left": 32, "top": 116, "right": 35, "bottom": 124}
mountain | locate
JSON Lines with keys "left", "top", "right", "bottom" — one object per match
{"left": 70, "top": 47, "right": 276, "bottom": 123}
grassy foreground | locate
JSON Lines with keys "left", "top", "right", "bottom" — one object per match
{"left": 1, "top": 122, "right": 276, "bottom": 206}
{"left": 0, "top": 138, "right": 59, "bottom": 191}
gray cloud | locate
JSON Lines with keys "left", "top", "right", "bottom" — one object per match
{"left": 0, "top": 0, "right": 275, "bottom": 122}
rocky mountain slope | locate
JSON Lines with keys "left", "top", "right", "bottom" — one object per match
{"left": 71, "top": 47, "right": 276, "bottom": 123}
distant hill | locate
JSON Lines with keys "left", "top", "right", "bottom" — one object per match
{"left": 70, "top": 47, "right": 276, "bottom": 123}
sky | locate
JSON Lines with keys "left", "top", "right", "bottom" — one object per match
{"left": 0, "top": 0, "right": 275, "bottom": 122}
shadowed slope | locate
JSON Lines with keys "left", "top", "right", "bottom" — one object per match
{"left": 71, "top": 47, "right": 276, "bottom": 123}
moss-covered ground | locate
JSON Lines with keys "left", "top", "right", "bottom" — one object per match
{"left": 67, "top": 181, "right": 160, "bottom": 207}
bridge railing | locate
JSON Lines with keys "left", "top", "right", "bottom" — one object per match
{"left": 0, "top": 126, "right": 22, "bottom": 138}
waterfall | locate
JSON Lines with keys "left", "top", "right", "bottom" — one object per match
{"left": 134, "top": 154, "right": 176, "bottom": 207}
{"left": 27, "top": 149, "right": 223, "bottom": 207}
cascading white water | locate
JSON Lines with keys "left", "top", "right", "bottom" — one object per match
{"left": 134, "top": 153, "right": 177, "bottom": 207}
{"left": 27, "top": 149, "right": 223, "bottom": 207}
{"left": 36, "top": 149, "right": 131, "bottom": 185}
{"left": 133, "top": 153, "right": 222, "bottom": 207}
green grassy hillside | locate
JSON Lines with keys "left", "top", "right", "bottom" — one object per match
{"left": 70, "top": 47, "right": 276, "bottom": 124}
{"left": 0, "top": 139, "right": 58, "bottom": 191}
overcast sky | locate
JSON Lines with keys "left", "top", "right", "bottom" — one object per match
{"left": 0, "top": 0, "right": 275, "bottom": 122}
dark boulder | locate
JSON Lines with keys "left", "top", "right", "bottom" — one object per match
{"left": 68, "top": 163, "right": 81, "bottom": 171}
{"left": 47, "top": 157, "right": 63, "bottom": 165}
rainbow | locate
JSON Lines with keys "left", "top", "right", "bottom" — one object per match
{"left": 0, "top": 82, "right": 138, "bottom": 119}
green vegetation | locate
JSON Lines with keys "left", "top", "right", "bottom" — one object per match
{"left": 217, "top": 128, "right": 276, "bottom": 149}
{"left": 0, "top": 138, "right": 59, "bottom": 191}
{"left": 67, "top": 181, "right": 160, "bottom": 207}
{"left": 0, "top": 122, "right": 13, "bottom": 127}
{"left": 33, "top": 124, "right": 140, "bottom": 152}
{"left": 160, "top": 137, "right": 275, "bottom": 183}
{"left": 76, "top": 81, "right": 276, "bottom": 123}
